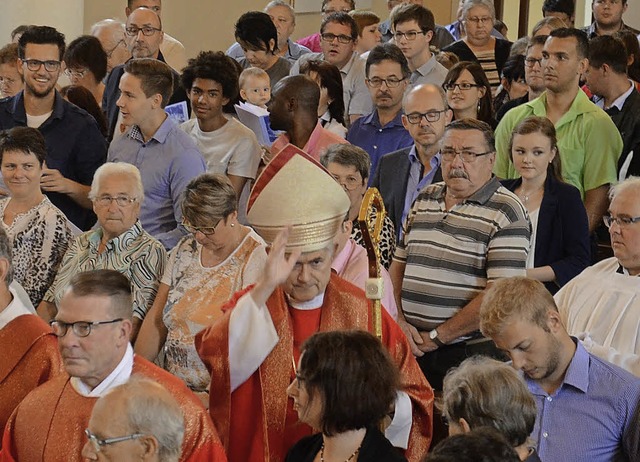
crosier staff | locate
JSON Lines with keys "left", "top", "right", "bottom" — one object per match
{"left": 357, "top": 187, "right": 387, "bottom": 341}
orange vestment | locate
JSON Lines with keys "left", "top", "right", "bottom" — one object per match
{"left": 0, "top": 355, "right": 227, "bottom": 462}
{"left": 196, "top": 274, "right": 434, "bottom": 462}
{"left": 0, "top": 314, "right": 62, "bottom": 445}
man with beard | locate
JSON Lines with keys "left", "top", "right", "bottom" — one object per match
{"left": 495, "top": 28, "right": 622, "bottom": 234}
{"left": 0, "top": 26, "right": 106, "bottom": 231}
{"left": 480, "top": 276, "right": 640, "bottom": 462}
{"left": 267, "top": 75, "right": 347, "bottom": 161}
{"left": 102, "top": 7, "right": 189, "bottom": 141}
{"left": 346, "top": 43, "right": 413, "bottom": 181}
{"left": 389, "top": 118, "right": 530, "bottom": 391}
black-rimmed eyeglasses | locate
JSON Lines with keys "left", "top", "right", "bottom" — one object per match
{"left": 22, "top": 59, "right": 61, "bottom": 72}
{"left": 443, "top": 82, "right": 481, "bottom": 92}
{"left": 50, "top": 319, "right": 124, "bottom": 338}
{"left": 125, "top": 26, "right": 162, "bottom": 37}
{"left": 320, "top": 33, "right": 353, "bottom": 44}
{"left": 405, "top": 110, "right": 447, "bottom": 124}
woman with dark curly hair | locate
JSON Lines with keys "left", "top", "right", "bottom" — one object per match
{"left": 286, "top": 330, "right": 406, "bottom": 462}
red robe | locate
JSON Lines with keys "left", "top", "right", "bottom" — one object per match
{"left": 196, "top": 274, "right": 434, "bottom": 462}
{"left": 0, "top": 314, "right": 62, "bottom": 445}
{"left": 0, "top": 355, "right": 227, "bottom": 462}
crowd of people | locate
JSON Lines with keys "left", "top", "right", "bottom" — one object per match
{"left": 2, "top": 0, "right": 640, "bottom": 460}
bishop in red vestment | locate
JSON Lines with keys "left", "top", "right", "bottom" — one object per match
{"left": 196, "top": 147, "right": 434, "bottom": 462}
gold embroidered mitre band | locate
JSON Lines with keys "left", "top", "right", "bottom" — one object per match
{"left": 247, "top": 144, "right": 350, "bottom": 253}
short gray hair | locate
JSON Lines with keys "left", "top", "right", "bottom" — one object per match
{"left": 441, "top": 356, "right": 537, "bottom": 448}
{"left": 0, "top": 227, "right": 14, "bottom": 285}
{"left": 89, "top": 162, "right": 144, "bottom": 201}
{"left": 609, "top": 176, "right": 640, "bottom": 200}
{"left": 462, "top": 0, "right": 496, "bottom": 21}
{"left": 90, "top": 19, "right": 126, "bottom": 42}
{"left": 320, "top": 144, "right": 371, "bottom": 182}
{"left": 99, "top": 377, "right": 184, "bottom": 462}
{"left": 264, "top": 0, "right": 296, "bottom": 24}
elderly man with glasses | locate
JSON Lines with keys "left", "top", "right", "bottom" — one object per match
{"left": 91, "top": 19, "right": 131, "bottom": 76}
{"left": 2, "top": 270, "right": 227, "bottom": 462}
{"left": 389, "top": 118, "right": 530, "bottom": 392}
{"left": 83, "top": 378, "right": 185, "bottom": 462}
{"left": 37, "top": 163, "right": 166, "bottom": 342}
{"left": 555, "top": 177, "right": 640, "bottom": 377}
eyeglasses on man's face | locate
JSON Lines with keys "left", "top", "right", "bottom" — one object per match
{"left": 603, "top": 215, "right": 640, "bottom": 229}
{"left": 367, "top": 77, "right": 405, "bottom": 88}
{"left": 320, "top": 33, "right": 353, "bottom": 44}
{"left": 405, "top": 110, "right": 447, "bottom": 124}
{"left": 441, "top": 148, "right": 493, "bottom": 163}
{"left": 64, "top": 68, "right": 89, "bottom": 79}
{"left": 22, "top": 59, "right": 61, "bottom": 72}
{"left": 105, "top": 39, "right": 126, "bottom": 58}
{"left": 50, "top": 319, "right": 124, "bottom": 338}
{"left": 125, "top": 26, "right": 162, "bottom": 37}
{"left": 85, "top": 429, "right": 145, "bottom": 453}
{"left": 393, "top": 30, "right": 426, "bottom": 41}
{"left": 524, "top": 57, "right": 543, "bottom": 68}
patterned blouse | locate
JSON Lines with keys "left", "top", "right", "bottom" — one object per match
{"left": 43, "top": 220, "right": 166, "bottom": 319}
{"left": 0, "top": 197, "right": 74, "bottom": 306}
{"left": 351, "top": 211, "right": 396, "bottom": 270}
{"left": 162, "top": 229, "right": 268, "bottom": 391}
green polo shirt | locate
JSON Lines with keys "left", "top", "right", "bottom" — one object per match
{"left": 494, "top": 90, "right": 622, "bottom": 198}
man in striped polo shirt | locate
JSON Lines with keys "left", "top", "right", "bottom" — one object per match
{"left": 389, "top": 118, "right": 530, "bottom": 390}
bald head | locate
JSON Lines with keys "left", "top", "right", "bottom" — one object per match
{"left": 273, "top": 74, "right": 320, "bottom": 114}
{"left": 401, "top": 84, "right": 451, "bottom": 150}
{"left": 126, "top": 7, "right": 163, "bottom": 59}
{"left": 403, "top": 83, "right": 447, "bottom": 111}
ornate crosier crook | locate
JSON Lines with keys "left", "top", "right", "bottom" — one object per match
{"left": 357, "top": 188, "right": 386, "bottom": 341}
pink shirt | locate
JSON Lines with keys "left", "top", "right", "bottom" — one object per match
{"left": 296, "top": 33, "right": 322, "bottom": 53}
{"left": 331, "top": 239, "right": 398, "bottom": 319}
{"left": 271, "top": 122, "right": 348, "bottom": 161}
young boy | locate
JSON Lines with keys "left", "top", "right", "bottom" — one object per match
{"left": 239, "top": 67, "right": 271, "bottom": 109}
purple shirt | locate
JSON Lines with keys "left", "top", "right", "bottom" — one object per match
{"left": 527, "top": 340, "right": 640, "bottom": 462}
{"left": 346, "top": 110, "right": 413, "bottom": 184}
{"left": 107, "top": 117, "right": 206, "bottom": 250}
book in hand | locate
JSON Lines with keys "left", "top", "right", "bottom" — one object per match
{"left": 234, "top": 102, "right": 279, "bottom": 146}
{"left": 165, "top": 101, "right": 189, "bottom": 124}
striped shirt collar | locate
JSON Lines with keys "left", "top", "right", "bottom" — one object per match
{"left": 439, "top": 176, "right": 501, "bottom": 205}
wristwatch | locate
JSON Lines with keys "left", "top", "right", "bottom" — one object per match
{"left": 429, "top": 329, "right": 445, "bottom": 347}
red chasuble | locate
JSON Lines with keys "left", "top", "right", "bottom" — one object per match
{"left": 0, "top": 355, "right": 227, "bottom": 462}
{"left": 196, "top": 274, "right": 434, "bottom": 462}
{"left": 0, "top": 314, "right": 62, "bottom": 445}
